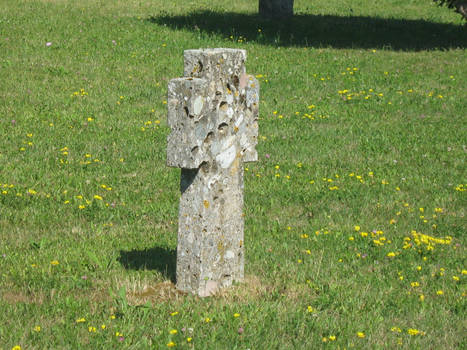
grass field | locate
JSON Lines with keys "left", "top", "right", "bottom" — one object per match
{"left": 0, "top": 0, "right": 466, "bottom": 348}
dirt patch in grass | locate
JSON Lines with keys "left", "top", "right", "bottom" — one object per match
{"left": 121, "top": 274, "right": 281, "bottom": 305}
{"left": 1, "top": 289, "right": 45, "bottom": 305}
{"left": 127, "top": 280, "right": 184, "bottom": 305}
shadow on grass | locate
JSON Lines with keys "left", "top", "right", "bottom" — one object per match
{"left": 150, "top": 10, "right": 466, "bottom": 50}
{"left": 118, "top": 247, "right": 176, "bottom": 282}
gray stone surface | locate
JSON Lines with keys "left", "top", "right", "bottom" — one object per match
{"left": 167, "top": 49, "right": 259, "bottom": 297}
{"left": 259, "top": 0, "right": 294, "bottom": 19}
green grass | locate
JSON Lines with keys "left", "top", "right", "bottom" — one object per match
{"left": 0, "top": 0, "right": 466, "bottom": 348}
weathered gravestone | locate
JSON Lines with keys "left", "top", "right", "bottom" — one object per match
{"left": 167, "top": 49, "right": 259, "bottom": 297}
{"left": 259, "top": 0, "right": 294, "bottom": 19}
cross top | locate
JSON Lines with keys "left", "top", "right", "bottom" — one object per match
{"left": 167, "top": 49, "right": 259, "bottom": 170}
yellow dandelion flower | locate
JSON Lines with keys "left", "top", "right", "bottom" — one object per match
{"left": 354, "top": 225, "right": 360, "bottom": 231}
{"left": 33, "top": 325, "right": 41, "bottom": 332}
{"left": 76, "top": 318, "right": 86, "bottom": 323}
{"left": 169, "top": 329, "right": 177, "bottom": 335}
{"left": 50, "top": 260, "right": 59, "bottom": 265}
{"left": 167, "top": 342, "right": 176, "bottom": 347}
{"left": 357, "top": 332, "right": 365, "bottom": 338}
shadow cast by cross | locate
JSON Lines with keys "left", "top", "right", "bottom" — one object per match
{"left": 118, "top": 247, "right": 176, "bottom": 282}
{"left": 180, "top": 167, "right": 199, "bottom": 193}
{"left": 149, "top": 10, "right": 466, "bottom": 51}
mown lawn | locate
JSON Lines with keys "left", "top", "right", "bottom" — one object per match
{"left": 0, "top": 0, "right": 465, "bottom": 349}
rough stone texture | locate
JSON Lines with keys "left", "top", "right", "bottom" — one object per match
{"left": 167, "top": 49, "right": 259, "bottom": 297}
{"left": 259, "top": 0, "right": 294, "bottom": 19}
{"left": 456, "top": 1, "right": 467, "bottom": 20}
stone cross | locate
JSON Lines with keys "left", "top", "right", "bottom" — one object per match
{"left": 167, "top": 49, "right": 259, "bottom": 297}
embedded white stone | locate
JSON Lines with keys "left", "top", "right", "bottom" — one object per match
{"left": 216, "top": 144, "right": 237, "bottom": 169}
{"left": 235, "top": 114, "right": 244, "bottom": 128}
{"left": 193, "top": 96, "right": 204, "bottom": 115}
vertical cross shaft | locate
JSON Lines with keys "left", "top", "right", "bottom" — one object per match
{"left": 167, "top": 49, "right": 259, "bottom": 297}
